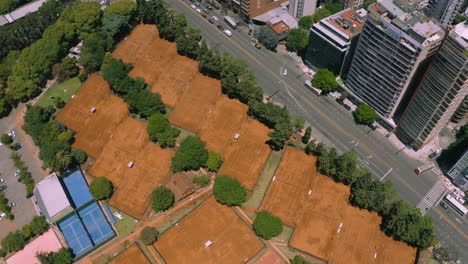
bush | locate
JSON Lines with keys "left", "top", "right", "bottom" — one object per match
{"left": 205, "top": 152, "right": 223, "bottom": 172}
{"left": 1, "top": 133, "right": 12, "bottom": 145}
{"left": 253, "top": 211, "right": 283, "bottom": 240}
{"left": 302, "top": 126, "right": 311, "bottom": 144}
{"left": 152, "top": 186, "right": 175, "bottom": 212}
{"left": 72, "top": 148, "right": 87, "bottom": 164}
{"left": 192, "top": 174, "right": 210, "bottom": 187}
{"left": 29, "top": 216, "right": 49, "bottom": 237}
{"left": 171, "top": 136, "right": 208, "bottom": 172}
{"left": 291, "top": 255, "right": 309, "bottom": 264}
{"left": 140, "top": 226, "right": 159, "bottom": 245}
{"left": 213, "top": 175, "right": 247, "bottom": 206}
{"left": 89, "top": 177, "right": 113, "bottom": 200}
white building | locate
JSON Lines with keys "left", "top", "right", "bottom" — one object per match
{"left": 33, "top": 173, "right": 73, "bottom": 223}
{"left": 289, "top": 0, "right": 317, "bottom": 19}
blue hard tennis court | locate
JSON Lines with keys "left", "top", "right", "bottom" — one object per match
{"left": 61, "top": 169, "right": 93, "bottom": 208}
{"left": 78, "top": 202, "right": 115, "bottom": 245}
{"left": 58, "top": 214, "right": 93, "bottom": 257}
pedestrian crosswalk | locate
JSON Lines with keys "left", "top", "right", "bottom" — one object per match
{"left": 416, "top": 181, "right": 447, "bottom": 215}
{"left": 419, "top": 159, "right": 442, "bottom": 176}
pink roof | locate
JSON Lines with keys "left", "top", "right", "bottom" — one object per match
{"left": 7, "top": 229, "right": 63, "bottom": 264}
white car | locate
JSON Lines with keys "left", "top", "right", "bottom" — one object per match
{"left": 0, "top": 179, "right": 4, "bottom": 183}
{"left": 190, "top": 4, "right": 196, "bottom": 9}
{"left": 212, "top": 15, "right": 218, "bottom": 21}
{"left": 14, "top": 169, "right": 20, "bottom": 177}
{"left": 223, "top": 30, "right": 232, "bottom": 37}
{"left": 195, "top": 8, "right": 202, "bottom": 14}
{"left": 0, "top": 213, "right": 6, "bottom": 220}
{"left": 8, "top": 131, "right": 15, "bottom": 138}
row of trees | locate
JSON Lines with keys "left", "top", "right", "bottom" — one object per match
{"left": 23, "top": 105, "right": 87, "bottom": 172}
{"left": 147, "top": 113, "right": 180, "bottom": 148}
{"left": 304, "top": 141, "right": 437, "bottom": 248}
{"left": 102, "top": 58, "right": 166, "bottom": 118}
{"left": 10, "top": 151, "right": 36, "bottom": 196}
{"left": 0, "top": 216, "right": 49, "bottom": 256}
{"left": 134, "top": 0, "right": 293, "bottom": 150}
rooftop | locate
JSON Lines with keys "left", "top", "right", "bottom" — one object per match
{"left": 325, "top": 8, "right": 367, "bottom": 38}
{"left": 6, "top": 229, "right": 62, "bottom": 264}
{"left": 253, "top": 7, "right": 298, "bottom": 30}
{"left": 33, "top": 173, "right": 72, "bottom": 222}
{"left": 452, "top": 22, "right": 468, "bottom": 49}
{"left": 271, "top": 21, "right": 290, "bottom": 34}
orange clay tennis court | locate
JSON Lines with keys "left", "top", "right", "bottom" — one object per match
{"left": 198, "top": 96, "right": 249, "bottom": 154}
{"left": 218, "top": 118, "right": 271, "bottom": 190}
{"left": 156, "top": 198, "right": 264, "bottom": 264}
{"left": 109, "top": 143, "right": 174, "bottom": 219}
{"left": 169, "top": 74, "right": 222, "bottom": 132}
{"left": 56, "top": 75, "right": 129, "bottom": 158}
{"left": 112, "top": 24, "right": 160, "bottom": 65}
{"left": 259, "top": 147, "right": 317, "bottom": 226}
{"left": 255, "top": 249, "right": 286, "bottom": 264}
{"left": 109, "top": 244, "right": 151, "bottom": 264}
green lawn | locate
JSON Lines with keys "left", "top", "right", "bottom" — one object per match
{"left": 35, "top": 77, "right": 81, "bottom": 107}
{"left": 243, "top": 150, "right": 283, "bottom": 209}
{"left": 108, "top": 206, "right": 139, "bottom": 237}
{"left": 272, "top": 225, "right": 294, "bottom": 244}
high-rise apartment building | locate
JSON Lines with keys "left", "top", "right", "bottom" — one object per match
{"left": 289, "top": 0, "right": 317, "bottom": 18}
{"left": 230, "top": 0, "right": 288, "bottom": 18}
{"left": 304, "top": 8, "right": 367, "bottom": 77}
{"left": 447, "top": 150, "right": 468, "bottom": 192}
{"left": 451, "top": 96, "right": 467, "bottom": 122}
{"left": 396, "top": 22, "right": 468, "bottom": 149}
{"left": 345, "top": 0, "right": 445, "bottom": 126}
{"left": 425, "top": 0, "right": 464, "bottom": 27}
{"left": 340, "top": 0, "right": 364, "bottom": 9}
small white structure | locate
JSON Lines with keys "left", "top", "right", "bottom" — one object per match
{"left": 90, "top": 107, "right": 96, "bottom": 113}
{"left": 204, "top": 240, "right": 213, "bottom": 248}
{"left": 127, "top": 161, "right": 134, "bottom": 168}
{"left": 234, "top": 133, "right": 240, "bottom": 140}
{"left": 308, "top": 189, "right": 312, "bottom": 195}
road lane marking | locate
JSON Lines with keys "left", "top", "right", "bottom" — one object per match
{"left": 433, "top": 207, "right": 468, "bottom": 239}
{"left": 380, "top": 168, "right": 393, "bottom": 181}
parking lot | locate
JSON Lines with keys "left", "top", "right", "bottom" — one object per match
{"left": 0, "top": 105, "right": 44, "bottom": 240}
{"left": 0, "top": 145, "right": 37, "bottom": 240}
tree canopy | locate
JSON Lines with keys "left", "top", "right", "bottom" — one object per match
{"left": 152, "top": 186, "right": 175, "bottom": 212}
{"left": 37, "top": 248, "right": 73, "bottom": 264}
{"left": 312, "top": 68, "right": 338, "bottom": 92}
{"left": 354, "top": 103, "right": 378, "bottom": 125}
{"left": 205, "top": 152, "right": 223, "bottom": 172}
{"left": 256, "top": 26, "right": 278, "bottom": 50}
{"left": 291, "top": 255, "right": 309, "bottom": 264}
{"left": 253, "top": 211, "right": 283, "bottom": 239}
{"left": 286, "top": 28, "right": 309, "bottom": 53}
{"left": 313, "top": 8, "right": 332, "bottom": 22}
{"left": 147, "top": 113, "right": 180, "bottom": 148}
{"left": 89, "top": 177, "right": 113, "bottom": 200}
{"left": 171, "top": 136, "right": 208, "bottom": 172}
{"left": 302, "top": 127, "right": 312, "bottom": 144}
{"left": 213, "top": 175, "right": 247, "bottom": 206}
{"left": 140, "top": 226, "right": 159, "bottom": 245}
{"left": 298, "top": 15, "right": 314, "bottom": 30}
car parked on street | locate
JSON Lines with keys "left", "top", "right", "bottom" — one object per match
{"left": 223, "top": 29, "right": 232, "bottom": 37}
{"left": 12, "top": 143, "right": 21, "bottom": 150}
{"left": 0, "top": 185, "right": 7, "bottom": 192}
{"left": 428, "top": 149, "right": 441, "bottom": 159}
{"left": 8, "top": 202, "right": 16, "bottom": 208}
{"left": 217, "top": 24, "right": 224, "bottom": 30}
{"left": 0, "top": 213, "right": 6, "bottom": 220}
{"left": 190, "top": 4, "right": 196, "bottom": 9}
{"left": 14, "top": 169, "right": 20, "bottom": 177}
{"left": 212, "top": 15, "right": 218, "bottom": 21}
{"left": 208, "top": 18, "right": 214, "bottom": 23}
{"left": 196, "top": 8, "right": 202, "bottom": 13}
{"left": 0, "top": 178, "right": 4, "bottom": 183}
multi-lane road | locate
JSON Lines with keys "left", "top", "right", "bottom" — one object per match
{"left": 164, "top": 0, "right": 468, "bottom": 260}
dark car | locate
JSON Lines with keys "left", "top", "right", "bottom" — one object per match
{"left": 439, "top": 202, "right": 448, "bottom": 209}
{"left": 217, "top": 25, "right": 224, "bottom": 30}
{"left": 0, "top": 185, "right": 7, "bottom": 192}
{"left": 12, "top": 143, "right": 21, "bottom": 151}
{"left": 343, "top": 104, "right": 351, "bottom": 111}
{"left": 208, "top": 19, "right": 214, "bottom": 24}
